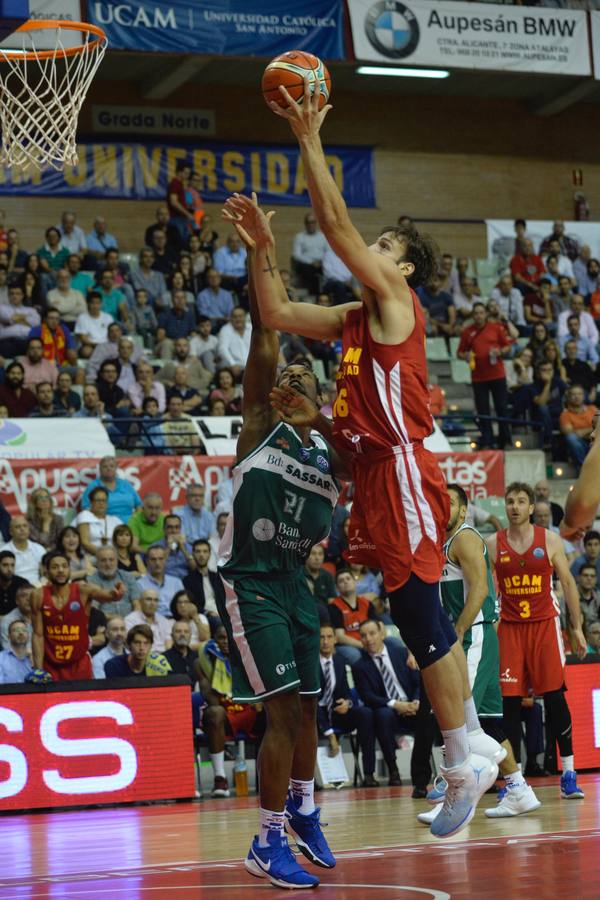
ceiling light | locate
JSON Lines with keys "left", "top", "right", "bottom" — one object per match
{"left": 356, "top": 66, "right": 450, "bottom": 79}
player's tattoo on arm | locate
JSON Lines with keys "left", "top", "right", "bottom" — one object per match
{"left": 262, "top": 254, "right": 277, "bottom": 277}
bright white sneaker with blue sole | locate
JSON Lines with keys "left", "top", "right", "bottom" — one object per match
{"left": 484, "top": 782, "right": 541, "bottom": 817}
{"left": 430, "top": 753, "right": 499, "bottom": 839}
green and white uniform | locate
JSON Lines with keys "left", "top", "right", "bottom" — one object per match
{"left": 441, "top": 523, "right": 502, "bottom": 717}
{"left": 217, "top": 422, "right": 338, "bottom": 703}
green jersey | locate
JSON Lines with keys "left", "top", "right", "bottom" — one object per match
{"left": 441, "top": 523, "right": 499, "bottom": 630}
{"left": 219, "top": 422, "right": 339, "bottom": 578}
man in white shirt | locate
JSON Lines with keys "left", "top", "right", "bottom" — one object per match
{"left": 292, "top": 211, "right": 328, "bottom": 295}
{"left": 542, "top": 239, "right": 575, "bottom": 283}
{"left": 93, "top": 615, "right": 127, "bottom": 677}
{"left": 216, "top": 305, "right": 251, "bottom": 377}
{"left": 0, "top": 584, "right": 33, "bottom": 651}
{"left": 58, "top": 211, "right": 87, "bottom": 255}
{"left": 557, "top": 294, "right": 599, "bottom": 343}
{"left": 490, "top": 275, "right": 525, "bottom": 331}
{"left": 75, "top": 291, "right": 114, "bottom": 354}
{"left": 47, "top": 269, "right": 87, "bottom": 327}
{"left": 0, "top": 517, "right": 45, "bottom": 585}
{"left": 322, "top": 244, "right": 357, "bottom": 306}
{"left": 124, "top": 589, "right": 172, "bottom": 653}
{"left": 190, "top": 316, "right": 218, "bottom": 373}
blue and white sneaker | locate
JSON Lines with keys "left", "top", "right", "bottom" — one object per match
{"left": 244, "top": 831, "right": 319, "bottom": 889}
{"left": 284, "top": 792, "right": 336, "bottom": 868}
{"left": 426, "top": 775, "right": 448, "bottom": 805}
{"left": 560, "top": 771, "right": 585, "bottom": 799}
{"left": 430, "top": 753, "right": 498, "bottom": 839}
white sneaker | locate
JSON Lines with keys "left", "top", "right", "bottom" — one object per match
{"left": 430, "top": 753, "right": 499, "bottom": 839}
{"left": 468, "top": 728, "right": 507, "bottom": 765}
{"left": 484, "top": 783, "right": 541, "bottom": 818}
{"left": 417, "top": 804, "right": 442, "bottom": 825}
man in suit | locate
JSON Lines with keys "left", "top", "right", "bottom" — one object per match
{"left": 183, "top": 539, "right": 224, "bottom": 635}
{"left": 317, "top": 623, "right": 377, "bottom": 785}
{"left": 352, "top": 619, "right": 421, "bottom": 786}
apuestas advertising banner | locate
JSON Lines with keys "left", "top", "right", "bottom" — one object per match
{"left": 0, "top": 681, "right": 195, "bottom": 811}
{"left": 348, "top": 0, "right": 591, "bottom": 76}
{"left": 88, "top": 0, "right": 345, "bottom": 59}
{"left": 0, "top": 140, "right": 375, "bottom": 208}
{"left": 565, "top": 661, "right": 600, "bottom": 770}
{"left": 0, "top": 450, "right": 503, "bottom": 517}
{"left": 0, "top": 454, "right": 234, "bottom": 515}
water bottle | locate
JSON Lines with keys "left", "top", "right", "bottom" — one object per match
{"left": 234, "top": 739, "right": 248, "bottom": 796}
{"left": 489, "top": 347, "right": 498, "bottom": 365}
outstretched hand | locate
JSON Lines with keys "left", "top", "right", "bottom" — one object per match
{"left": 270, "top": 385, "right": 319, "bottom": 428}
{"left": 268, "top": 74, "right": 332, "bottom": 139}
{"left": 222, "top": 191, "right": 275, "bottom": 250}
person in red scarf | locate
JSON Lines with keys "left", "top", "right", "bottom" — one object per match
{"left": 28, "top": 307, "right": 83, "bottom": 384}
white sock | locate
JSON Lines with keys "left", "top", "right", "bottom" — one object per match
{"left": 464, "top": 697, "right": 480, "bottom": 733}
{"left": 289, "top": 778, "right": 315, "bottom": 815}
{"left": 505, "top": 769, "right": 525, "bottom": 788}
{"left": 210, "top": 751, "right": 225, "bottom": 779}
{"left": 561, "top": 755, "right": 575, "bottom": 773}
{"left": 442, "top": 724, "right": 470, "bottom": 769}
{"left": 258, "top": 808, "right": 285, "bottom": 847}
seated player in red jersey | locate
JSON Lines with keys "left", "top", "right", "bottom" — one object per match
{"left": 222, "top": 79, "right": 506, "bottom": 839}
{"left": 31, "top": 551, "right": 124, "bottom": 681}
{"left": 487, "top": 482, "right": 586, "bottom": 800}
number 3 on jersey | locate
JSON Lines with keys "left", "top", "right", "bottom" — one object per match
{"left": 333, "top": 388, "right": 348, "bottom": 418}
{"left": 519, "top": 600, "right": 531, "bottom": 619}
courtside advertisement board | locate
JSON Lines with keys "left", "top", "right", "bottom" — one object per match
{"left": 565, "top": 659, "right": 600, "bottom": 771}
{"left": 0, "top": 678, "right": 195, "bottom": 811}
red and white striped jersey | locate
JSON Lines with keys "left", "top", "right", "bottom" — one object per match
{"left": 332, "top": 295, "right": 433, "bottom": 456}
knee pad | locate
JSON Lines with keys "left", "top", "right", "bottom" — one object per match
{"left": 389, "top": 574, "right": 452, "bottom": 670}
{"left": 481, "top": 717, "right": 506, "bottom": 744}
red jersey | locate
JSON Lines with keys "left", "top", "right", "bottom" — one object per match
{"left": 495, "top": 526, "right": 560, "bottom": 623}
{"left": 457, "top": 322, "right": 512, "bottom": 382}
{"left": 42, "top": 583, "right": 90, "bottom": 668}
{"left": 329, "top": 595, "right": 372, "bottom": 639}
{"left": 332, "top": 295, "right": 433, "bottom": 455}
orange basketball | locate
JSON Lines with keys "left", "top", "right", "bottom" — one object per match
{"left": 261, "top": 50, "right": 331, "bottom": 111}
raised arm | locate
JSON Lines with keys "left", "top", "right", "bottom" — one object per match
{"left": 561, "top": 420, "right": 600, "bottom": 541}
{"left": 223, "top": 193, "right": 356, "bottom": 341}
{"left": 268, "top": 78, "right": 408, "bottom": 300}
{"left": 235, "top": 216, "right": 281, "bottom": 461}
{"left": 80, "top": 581, "right": 125, "bottom": 607}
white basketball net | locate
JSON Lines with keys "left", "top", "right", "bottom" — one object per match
{"left": 0, "top": 23, "right": 107, "bottom": 171}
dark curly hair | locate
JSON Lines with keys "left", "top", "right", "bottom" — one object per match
{"left": 378, "top": 225, "right": 440, "bottom": 288}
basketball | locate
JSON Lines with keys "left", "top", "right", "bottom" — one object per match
{"left": 261, "top": 50, "right": 331, "bottom": 111}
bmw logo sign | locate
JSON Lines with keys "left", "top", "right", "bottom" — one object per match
{"left": 365, "top": 1, "right": 420, "bottom": 59}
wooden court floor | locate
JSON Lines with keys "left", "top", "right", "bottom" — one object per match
{"left": 1, "top": 774, "right": 599, "bottom": 899}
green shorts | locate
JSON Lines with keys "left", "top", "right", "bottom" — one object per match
{"left": 216, "top": 569, "right": 321, "bottom": 704}
{"left": 464, "top": 623, "right": 502, "bottom": 718}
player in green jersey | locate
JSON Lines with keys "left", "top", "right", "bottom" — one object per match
{"left": 218, "top": 202, "right": 350, "bottom": 889}
{"left": 418, "top": 484, "right": 540, "bottom": 823}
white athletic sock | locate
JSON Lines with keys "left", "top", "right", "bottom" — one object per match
{"left": 289, "top": 778, "right": 315, "bottom": 815}
{"left": 442, "top": 724, "right": 470, "bottom": 769}
{"left": 210, "top": 751, "right": 226, "bottom": 779}
{"left": 464, "top": 697, "right": 481, "bottom": 733}
{"left": 561, "top": 755, "right": 575, "bottom": 774}
{"left": 258, "top": 808, "right": 286, "bottom": 847}
{"left": 505, "top": 769, "right": 525, "bottom": 788}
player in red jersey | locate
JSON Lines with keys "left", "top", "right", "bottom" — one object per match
{"left": 32, "top": 551, "right": 125, "bottom": 680}
{"left": 487, "top": 482, "right": 587, "bottom": 799}
{"left": 223, "top": 82, "right": 502, "bottom": 839}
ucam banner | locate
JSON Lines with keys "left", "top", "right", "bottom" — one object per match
{"left": 88, "top": 0, "right": 345, "bottom": 59}
{"left": 0, "top": 140, "right": 375, "bottom": 208}
{"left": 348, "top": 0, "right": 591, "bottom": 76}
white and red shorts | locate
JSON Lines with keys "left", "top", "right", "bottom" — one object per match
{"left": 498, "top": 617, "right": 566, "bottom": 697}
{"left": 347, "top": 444, "right": 448, "bottom": 592}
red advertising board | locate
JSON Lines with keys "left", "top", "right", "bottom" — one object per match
{"left": 565, "top": 660, "right": 600, "bottom": 770}
{"left": 0, "top": 451, "right": 504, "bottom": 516}
{"left": 0, "top": 681, "right": 195, "bottom": 811}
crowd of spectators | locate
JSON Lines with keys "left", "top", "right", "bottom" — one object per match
{"left": 419, "top": 219, "right": 600, "bottom": 467}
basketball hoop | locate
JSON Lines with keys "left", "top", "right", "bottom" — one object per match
{"left": 0, "top": 20, "right": 107, "bottom": 171}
